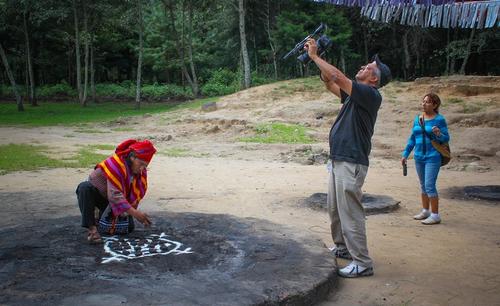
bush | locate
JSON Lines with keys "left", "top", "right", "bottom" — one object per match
{"left": 251, "top": 72, "right": 273, "bottom": 87}
{"left": 142, "top": 84, "right": 193, "bottom": 99}
{"left": 201, "top": 68, "right": 239, "bottom": 97}
{"left": 38, "top": 83, "right": 76, "bottom": 97}
{"left": 95, "top": 83, "right": 133, "bottom": 98}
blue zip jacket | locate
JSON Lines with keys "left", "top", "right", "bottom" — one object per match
{"left": 402, "top": 114, "right": 450, "bottom": 162}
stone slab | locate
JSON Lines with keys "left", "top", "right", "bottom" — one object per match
{"left": 301, "top": 193, "right": 400, "bottom": 215}
{"left": 0, "top": 212, "right": 337, "bottom": 306}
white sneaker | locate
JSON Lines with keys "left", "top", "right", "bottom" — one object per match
{"left": 338, "top": 262, "right": 374, "bottom": 278}
{"left": 413, "top": 211, "right": 430, "bottom": 220}
{"left": 422, "top": 215, "right": 441, "bottom": 225}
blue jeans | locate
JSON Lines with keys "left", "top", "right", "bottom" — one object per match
{"left": 415, "top": 160, "right": 441, "bottom": 197}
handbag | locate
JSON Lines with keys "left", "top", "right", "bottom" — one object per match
{"left": 98, "top": 205, "right": 134, "bottom": 235}
{"left": 419, "top": 115, "right": 451, "bottom": 166}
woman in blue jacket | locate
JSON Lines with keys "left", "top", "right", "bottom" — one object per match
{"left": 402, "top": 93, "right": 450, "bottom": 225}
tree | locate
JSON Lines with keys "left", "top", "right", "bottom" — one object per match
{"left": 237, "top": 0, "right": 251, "bottom": 88}
{"left": 22, "top": 0, "right": 37, "bottom": 106}
{"left": 73, "top": 0, "right": 84, "bottom": 105}
{"left": 162, "top": 0, "right": 200, "bottom": 96}
{"left": 135, "top": 0, "right": 144, "bottom": 109}
{"left": 0, "top": 42, "right": 24, "bottom": 111}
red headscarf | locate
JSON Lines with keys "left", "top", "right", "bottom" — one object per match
{"left": 115, "top": 139, "right": 157, "bottom": 163}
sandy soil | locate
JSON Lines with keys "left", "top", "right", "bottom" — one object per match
{"left": 1, "top": 75, "right": 499, "bottom": 305}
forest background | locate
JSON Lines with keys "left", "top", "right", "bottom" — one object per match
{"left": 1, "top": 0, "right": 499, "bottom": 111}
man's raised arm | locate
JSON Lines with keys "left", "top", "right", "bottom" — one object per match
{"left": 305, "top": 38, "right": 352, "bottom": 96}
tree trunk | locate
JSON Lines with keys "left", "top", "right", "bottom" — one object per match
{"left": 135, "top": 0, "right": 143, "bottom": 109}
{"left": 90, "top": 32, "right": 96, "bottom": 103}
{"left": 459, "top": 28, "right": 475, "bottom": 75}
{"left": 186, "top": 1, "right": 199, "bottom": 97}
{"left": 238, "top": 0, "right": 251, "bottom": 89}
{"left": 23, "top": 8, "right": 37, "bottom": 106}
{"left": 264, "top": 0, "right": 277, "bottom": 80}
{"left": 363, "top": 27, "right": 369, "bottom": 63}
{"left": 82, "top": 3, "right": 89, "bottom": 106}
{"left": 73, "top": 0, "right": 83, "bottom": 104}
{"left": 444, "top": 28, "right": 450, "bottom": 76}
{"left": 0, "top": 43, "right": 24, "bottom": 111}
{"left": 164, "top": 1, "right": 195, "bottom": 93}
{"left": 449, "top": 29, "right": 458, "bottom": 75}
{"left": 403, "top": 29, "right": 411, "bottom": 79}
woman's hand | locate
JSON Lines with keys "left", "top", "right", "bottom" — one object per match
{"left": 432, "top": 126, "right": 441, "bottom": 137}
{"left": 128, "top": 207, "right": 152, "bottom": 227}
{"left": 401, "top": 157, "right": 407, "bottom": 165}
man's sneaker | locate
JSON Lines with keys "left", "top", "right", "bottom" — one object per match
{"left": 330, "top": 247, "right": 352, "bottom": 260}
{"left": 413, "top": 211, "right": 430, "bottom": 220}
{"left": 338, "top": 262, "right": 374, "bottom": 278}
{"left": 329, "top": 246, "right": 352, "bottom": 260}
{"left": 422, "top": 215, "right": 441, "bottom": 225}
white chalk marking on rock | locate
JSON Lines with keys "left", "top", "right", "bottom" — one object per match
{"left": 101, "top": 232, "right": 193, "bottom": 264}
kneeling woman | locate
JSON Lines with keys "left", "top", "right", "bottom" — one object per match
{"left": 76, "top": 139, "right": 157, "bottom": 243}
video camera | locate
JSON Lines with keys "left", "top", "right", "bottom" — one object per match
{"left": 282, "top": 23, "right": 333, "bottom": 65}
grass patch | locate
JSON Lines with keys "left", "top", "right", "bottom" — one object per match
{"left": 72, "top": 146, "right": 109, "bottom": 167}
{"left": 0, "top": 144, "right": 110, "bottom": 174}
{"left": 88, "top": 144, "right": 115, "bottom": 150}
{"left": 74, "top": 128, "right": 106, "bottom": 134}
{"left": 447, "top": 97, "right": 464, "bottom": 104}
{"left": 461, "top": 104, "right": 482, "bottom": 113}
{"left": 111, "top": 127, "right": 135, "bottom": 132}
{"left": 161, "top": 147, "right": 191, "bottom": 157}
{"left": 0, "top": 144, "right": 66, "bottom": 174}
{"left": 271, "top": 77, "right": 324, "bottom": 98}
{"left": 160, "top": 147, "right": 210, "bottom": 158}
{"left": 171, "top": 97, "right": 219, "bottom": 111}
{"left": 0, "top": 97, "right": 220, "bottom": 127}
{"left": 239, "top": 123, "right": 315, "bottom": 144}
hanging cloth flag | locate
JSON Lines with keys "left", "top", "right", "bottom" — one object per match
{"left": 313, "top": 0, "right": 500, "bottom": 29}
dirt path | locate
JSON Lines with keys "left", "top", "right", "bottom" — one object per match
{"left": 1, "top": 76, "right": 499, "bottom": 305}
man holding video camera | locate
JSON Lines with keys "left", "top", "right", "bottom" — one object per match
{"left": 305, "top": 39, "right": 391, "bottom": 278}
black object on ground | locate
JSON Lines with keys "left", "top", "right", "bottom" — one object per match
{"left": 301, "top": 193, "right": 400, "bottom": 214}
{"left": 0, "top": 212, "right": 337, "bottom": 306}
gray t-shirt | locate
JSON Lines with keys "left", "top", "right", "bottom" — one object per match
{"left": 329, "top": 81, "right": 382, "bottom": 166}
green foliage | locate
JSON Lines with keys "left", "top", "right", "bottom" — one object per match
{"left": 141, "top": 84, "right": 193, "bottom": 99}
{"left": 201, "top": 69, "right": 239, "bottom": 96}
{"left": 38, "top": 83, "right": 77, "bottom": 97}
{"left": 239, "top": 123, "right": 315, "bottom": 144}
{"left": 251, "top": 73, "right": 274, "bottom": 87}
{"left": 95, "top": 83, "right": 133, "bottom": 98}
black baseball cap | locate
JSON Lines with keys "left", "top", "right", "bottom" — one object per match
{"left": 372, "top": 54, "right": 392, "bottom": 88}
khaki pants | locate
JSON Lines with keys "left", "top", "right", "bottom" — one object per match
{"left": 327, "top": 160, "right": 373, "bottom": 267}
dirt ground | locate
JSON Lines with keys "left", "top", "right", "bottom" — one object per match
{"left": 1, "top": 75, "right": 499, "bottom": 305}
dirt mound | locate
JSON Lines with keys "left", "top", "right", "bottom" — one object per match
{"left": 410, "top": 75, "right": 500, "bottom": 97}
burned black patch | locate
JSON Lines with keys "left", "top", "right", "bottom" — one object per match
{"left": 443, "top": 185, "right": 500, "bottom": 204}
{"left": 0, "top": 212, "right": 336, "bottom": 306}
